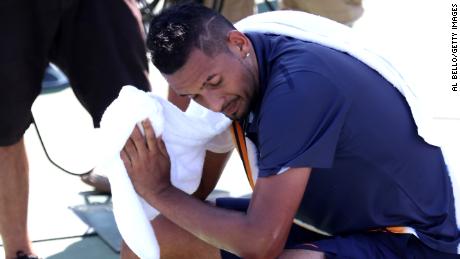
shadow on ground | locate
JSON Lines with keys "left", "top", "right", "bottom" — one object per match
{"left": 47, "top": 236, "right": 118, "bottom": 259}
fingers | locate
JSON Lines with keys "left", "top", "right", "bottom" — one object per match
{"left": 131, "top": 125, "right": 148, "bottom": 154}
{"left": 157, "top": 136, "right": 169, "bottom": 158}
{"left": 125, "top": 136, "right": 137, "bottom": 156}
{"left": 121, "top": 125, "right": 144, "bottom": 168}
{"left": 142, "top": 119, "right": 168, "bottom": 158}
{"left": 142, "top": 119, "right": 156, "bottom": 151}
{"left": 120, "top": 149, "right": 131, "bottom": 169}
{"left": 122, "top": 119, "right": 167, "bottom": 167}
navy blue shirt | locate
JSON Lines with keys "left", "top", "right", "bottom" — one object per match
{"left": 244, "top": 32, "right": 459, "bottom": 254}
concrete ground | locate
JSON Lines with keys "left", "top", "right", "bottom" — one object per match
{"left": 1, "top": 1, "right": 458, "bottom": 258}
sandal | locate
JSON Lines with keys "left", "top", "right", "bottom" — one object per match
{"left": 16, "top": 251, "right": 39, "bottom": 259}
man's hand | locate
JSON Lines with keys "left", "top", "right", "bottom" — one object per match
{"left": 121, "top": 119, "right": 172, "bottom": 199}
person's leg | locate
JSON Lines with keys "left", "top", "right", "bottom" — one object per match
{"left": 54, "top": 0, "right": 151, "bottom": 127}
{"left": 0, "top": 1, "right": 55, "bottom": 257}
{"left": 119, "top": 200, "right": 327, "bottom": 259}
{"left": 0, "top": 139, "right": 34, "bottom": 258}
{"left": 51, "top": 0, "right": 151, "bottom": 192}
{"left": 120, "top": 215, "right": 220, "bottom": 259}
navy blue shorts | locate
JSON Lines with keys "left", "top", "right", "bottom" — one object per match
{"left": 216, "top": 198, "right": 459, "bottom": 259}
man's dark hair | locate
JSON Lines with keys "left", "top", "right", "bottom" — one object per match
{"left": 146, "top": 2, "right": 235, "bottom": 74}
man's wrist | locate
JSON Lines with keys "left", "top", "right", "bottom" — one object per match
{"left": 142, "top": 183, "right": 176, "bottom": 205}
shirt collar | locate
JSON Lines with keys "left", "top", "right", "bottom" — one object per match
{"left": 240, "top": 32, "right": 269, "bottom": 134}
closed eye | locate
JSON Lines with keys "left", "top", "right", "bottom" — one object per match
{"left": 177, "top": 75, "right": 221, "bottom": 100}
{"left": 205, "top": 78, "right": 222, "bottom": 89}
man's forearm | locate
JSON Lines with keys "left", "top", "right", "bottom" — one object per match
{"left": 144, "top": 186, "right": 260, "bottom": 257}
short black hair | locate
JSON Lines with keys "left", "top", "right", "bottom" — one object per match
{"left": 146, "top": 2, "right": 235, "bottom": 74}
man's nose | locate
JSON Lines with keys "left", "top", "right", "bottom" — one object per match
{"left": 202, "top": 90, "right": 225, "bottom": 113}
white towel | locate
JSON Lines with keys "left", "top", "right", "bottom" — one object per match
{"left": 97, "top": 86, "right": 231, "bottom": 259}
{"left": 235, "top": 11, "right": 460, "bottom": 248}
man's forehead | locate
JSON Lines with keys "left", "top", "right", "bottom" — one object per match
{"left": 165, "top": 49, "right": 215, "bottom": 91}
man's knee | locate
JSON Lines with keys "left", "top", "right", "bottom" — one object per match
{"left": 121, "top": 215, "right": 220, "bottom": 259}
{"left": 154, "top": 215, "right": 220, "bottom": 259}
{"left": 120, "top": 241, "right": 139, "bottom": 259}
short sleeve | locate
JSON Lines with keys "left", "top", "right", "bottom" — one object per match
{"left": 257, "top": 71, "right": 348, "bottom": 177}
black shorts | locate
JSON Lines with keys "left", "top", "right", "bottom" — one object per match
{"left": 216, "top": 198, "right": 459, "bottom": 259}
{"left": 0, "top": 0, "right": 150, "bottom": 146}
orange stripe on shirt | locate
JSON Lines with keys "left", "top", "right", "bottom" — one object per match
{"left": 230, "top": 121, "right": 255, "bottom": 189}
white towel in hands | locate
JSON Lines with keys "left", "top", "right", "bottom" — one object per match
{"left": 97, "top": 85, "right": 232, "bottom": 259}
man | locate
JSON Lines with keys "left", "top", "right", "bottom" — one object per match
{"left": 0, "top": 0, "right": 150, "bottom": 258}
{"left": 121, "top": 3, "right": 459, "bottom": 258}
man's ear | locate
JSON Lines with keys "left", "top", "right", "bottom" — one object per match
{"left": 227, "top": 30, "right": 250, "bottom": 58}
